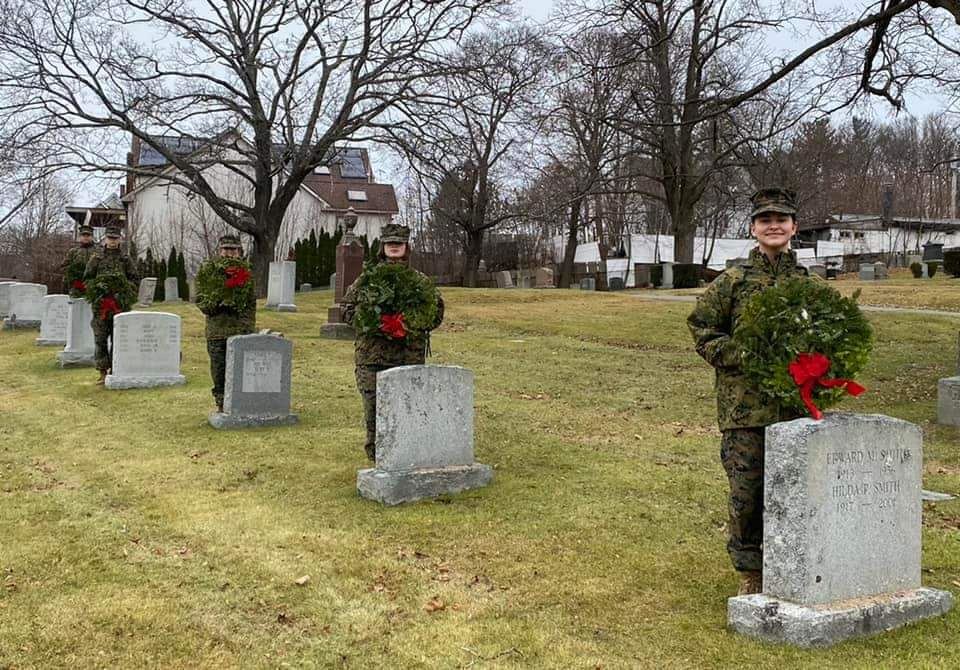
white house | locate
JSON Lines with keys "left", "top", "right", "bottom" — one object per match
{"left": 122, "top": 134, "right": 399, "bottom": 270}
{"left": 798, "top": 214, "right": 960, "bottom": 256}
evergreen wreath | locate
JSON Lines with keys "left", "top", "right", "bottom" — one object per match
{"left": 84, "top": 272, "right": 137, "bottom": 321}
{"left": 195, "top": 257, "right": 256, "bottom": 313}
{"left": 353, "top": 262, "right": 440, "bottom": 340}
{"left": 733, "top": 277, "right": 872, "bottom": 419}
{"left": 64, "top": 254, "right": 88, "bottom": 297}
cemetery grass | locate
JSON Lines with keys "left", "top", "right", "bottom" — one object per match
{"left": 0, "top": 289, "right": 958, "bottom": 669}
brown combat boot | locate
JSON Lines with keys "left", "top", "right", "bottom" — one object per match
{"left": 96, "top": 370, "right": 107, "bottom": 385}
{"left": 737, "top": 570, "right": 762, "bottom": 596}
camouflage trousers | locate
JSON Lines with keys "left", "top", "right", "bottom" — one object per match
{"left": 207, "top": 339, "right": 227, "bottom": 405}
{"left": 720, "top": 427, "right": 766, "bottom": 572}
{"left": 355, "top": 364, "right": 391, "bottom": 461}
{"left": 91, "top": 316, "right": 113, "bottom": 373}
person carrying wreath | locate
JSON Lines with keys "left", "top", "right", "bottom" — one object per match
{"left": 83, "top": 226, "right": 138, "bottom": 385}
{"left": 341, "top": 223, "right": 445, "bottom": 461}
{"left": 62, "top": 224, "right": 96, "bottom": 298}
{"left": 195, "top": 234, "right": 256, "bottom": 413}
{"left": 687, "top": 187, "right": 815, "bottom": 596}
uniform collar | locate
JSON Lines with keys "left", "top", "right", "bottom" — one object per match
{"left": 748, "top": 246, "right": 797, "bottom": 273}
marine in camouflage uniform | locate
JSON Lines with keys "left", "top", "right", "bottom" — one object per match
{"left": 83, "top": 226, "right": 139, "bottom": 382}
{"left": 62, "top": 224, "right": 96, "bottom": 298}
{"left": 196, "top": 234, "right": 256, "bottom": 412}
{"left": 341, "top": 223, "right": 445, "bottom": 461}
{"left": 687, "top": 187, "right": 813, "bottom": 592}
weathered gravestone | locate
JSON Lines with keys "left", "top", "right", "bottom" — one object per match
{"left": 0, "top": 281, "right": 18, "bottom": 318}
{"left": 188, "top": 279, "right": 197, "bottom": 303}
{"left": 322, "top": 213, "right": 364, "bottom": 339}
{"left": 36, "top": 294, "right": 70, "bottom": 346}
{"left": 494, "top": 271, "right": 514, "bottom": 289}
{"left": 137, "top": 278, "right": 157, "bottom": 307}
{"left": 728, "top": 413, "right": 953, "bottom": 647}
{"left": 163, "top": 276, "right": 181, "bottom": 302}
{"left": 609, "top": 277, "right": 626, "bottom": 291}
{"left": 328, "top": 272, "right": 336, "bottom": 289}
{"left": 208, "top": 334, "right": 298, "bottom": 429}
{"left": 808, "top": 264, "right": 827, "bottom": 279}
{"left": 105, "top": 312, "right": 187, "bottom": 389}
{"left": 357, "top": 366, "right": 493, "bottom": 505}
{"left": 858, "top": 263, "right": 876, "bottom": 280}
{"left": 579, "top": 277, "right": 596, "bottom": 291}
{"left": 518, "top": 272, "right": 534, "bottom": 289}
{"left": 57, "top": 298, "right": 95, "bottom": 367}
{"left": 266, "top": 261, "right": 297, "bottom": 312}
{"left": 660, "top": 262, "right": 674, "bottom": 289}
{"left": 937, "top": 377, "right": 960, "bottom": 427}
{"left": 873, "top": 262, "right": 889, "bottom": 279}
{"left": 3, "top": 283, "right": 48, "bottom": 329}
{"left": 535, "top": 267, "right": 555, "bottom": 289}
{"left": 300, "top": 283, "right": 312, "bottom": 293}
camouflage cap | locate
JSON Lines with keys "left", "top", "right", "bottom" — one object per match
{"left": 104, "top": 226, "right": 122, "bottom": 238}
{"left": 78, "top": 224, "right": 94, "bottom": 235}
{"left": 750, "top": 186, "right": 798, "bottom": 218}
{"left": 380, "top": 223, "right": 410, "bottom": 244}
{"left": 218, "top": 233, "right": 243, "bottom": 249}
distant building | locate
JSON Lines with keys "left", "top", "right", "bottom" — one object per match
{"left": 798, "top": 214, "right": 960, "bottom": 256}
{"left": 121, "top": 133, "right": 398, "bottom": 269}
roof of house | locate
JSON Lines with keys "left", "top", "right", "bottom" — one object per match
{"left": 802, "top": 214, "right": 960, "bottom": 233}
{"left": 302, "top": 176, "right": 399, "bottom": 214}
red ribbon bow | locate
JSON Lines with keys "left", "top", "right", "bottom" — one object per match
{"left": 98, "top": 295, "right": 121, "bottom": 320}
{"left": 788, "top": 352, "right": 866, "bottom": 420}
{"left": 380, "top": 313, "right": 407, "bottom": 339}
{"left": 71, "top": 279, "right": 86, "bottom": 292}
{"left": 224, "top": 265, "right": 251, "bottom": 288}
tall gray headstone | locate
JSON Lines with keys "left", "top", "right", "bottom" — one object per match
{"left": 937, "top": 377, "right": 960, "bottom": 427}
{"left": 328, "top": 272, "right": 336, "bottom": 289}
{"left": 535, "top": 267, "right": 555, "bottom": 288}
{"left": 163, "top": 277, "right": 181, "bottom": 302}
{"left": 0, "top": 281, "right": 18, "bottom": 318}
{"left": 3, "top": 283, "right": 48, "bottom": 329}
{"left": 36, "top": 294, "right": 70, "bottom": 346}
{"left": 105, "top": 311, "right": 187, "bottom": 389}
{"left": 208, "top": 334, "right": 298, "bottom": 429}
{"left": 858, "top": 263, "right": 876, "bottom": 280}
{"left": 357, "top": 366, "right": 493, "bottom": 505}
{"left": 266, "top": 261, "right": 297, "bottom": 311}
{"left": 188, "top": 279, "right": 197, "bottom": 303}
{"left": 494, "top": 271, "right": 514, "bottom": 289}
{"left": 728, "top": 413, "right": 953, "bottom": 647}
{"left": 660, "top": 262, "right": 674, "bottom": 289}
{"left": 137, "top": 277, "right": 157, "bottom": 307}
{"left": 873, "top": 262, "right": 888, "bottom": 279}
{"left": 57, "top": 298, "right": 96, "bottom": 367}
{"left": 579, "top": 277, "right": 596, "bottom": 291}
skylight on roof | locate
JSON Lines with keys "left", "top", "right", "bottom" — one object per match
{"left": 347, "top": 190, "right": 368, "bottom": 202}
{"left": 314, "top": 165, "right": 330, "bottom": 175}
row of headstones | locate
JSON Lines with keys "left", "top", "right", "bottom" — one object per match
{"left": 493, "top": 267, "right": 555, "bottom": 289}
{"left": 579, "top": 262, "right": 676, "bottom": 291}
{"left": 858, "top": 262, "right": 891, "bottom": 280}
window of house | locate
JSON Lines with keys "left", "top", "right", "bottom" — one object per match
{"left": 347, "top": 190, "right": 368, "bottom": 202}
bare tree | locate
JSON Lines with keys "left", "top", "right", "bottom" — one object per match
{"left": 0, "top": 0, "right": 504, "bottom": 288}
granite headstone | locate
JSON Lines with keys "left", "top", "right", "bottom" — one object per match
{"left": 266, "top": 260, "right": 297, "bottom": 312}
{"left": 728, "top": 413, "right": 953, "bottom": 647}
{"left": 208, "top": 334, "right": 298, "bottom": 429}
{"left": 137, "top": 278, "right": 157, "bottom": 307}
{"left": 0, "top": 281, "right": 18, "bottom": 318}
{"left": 660, "top": 262, "right": 674, "bottom": 289}
{"left": 858, "top": 263, "right": 876, "bottom": 280}
{"left": 163, "top": 276, "right": 181, "bottom": 302}
{"left": 495, "top": 271, "right": 514, "bottom": 289}
{"left": 36, "top": 294, "right": 70, "bottom": 346}
{"left": 535, "top": 267, "right": 554, "bottom": 289}
{"left": 357, "top": 365, "right": 493, "bottom": 505}
{"left": 937, "top": 377, "right": 960, "bottom": 427}
{"left": 105, "top": 311, "right": 187, "bottom": 389}
{"left": 579, "top": 277, "right": 596, "bottom": 291}
{"left": 57, "top": 298, "right": 96, "bottom": 367}
{"left": 3, "top": 283, "right": 48, "bottom": 329}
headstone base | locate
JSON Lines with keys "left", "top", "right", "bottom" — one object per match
{"left": 57, "top": 351, "right": 95, "bottom": 368}
{"left": 3, "top": 318, "right": 41, "bottom": 330}
{"left": 357, "top": 463, "right": 493, "bottom": 506}
{"left": 728, "top": 588, "right": 953, "bottom": 648}
{"left": 937, "top": 376, "right": 960, "bottom": 426}
{"left": 208, "top": 412, "right": 299, "bottom": 430}
{"left": 320, "top": 322, "right": 355, "bottom": 340}
{"left": 267, "top": 303, "right": 297, "bottom": 312}
{"left": 36, "top": 337, "right": 67, "bottom": 346}
{"left": 105, "top": 374, "right": 187, "bottom": 390}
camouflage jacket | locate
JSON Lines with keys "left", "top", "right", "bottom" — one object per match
{"left": 341, "top": 262, "right": 445, "bottom": 366}
{"left": 62, "top": 245, "right": 96, "bottom": 297}
{"left": 195, "top": 257, "right": 257, "bottom": 340}
{"left": 687, "top": 247, "right": 812, "bottom": 430}
{"left": 83, "top": 246, "right": 138, "bottom": 284}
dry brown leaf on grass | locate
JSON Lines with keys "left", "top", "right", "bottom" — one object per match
{"left": 294, "top": 575, "right": 310, "bottom": 586}
{"left": 424, "top": 597, "right": 446, "bottom": 613}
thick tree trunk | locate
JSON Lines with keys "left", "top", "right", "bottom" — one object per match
{"left": 671, "top": 201, "right": 697, "bottom": 264}
{"left": 462, "top": 229, "right": 484, "bottom": 288}
{"left": 250, "top": 229, "right": 278, "bottom": 298}
{"left": 559, "top": 201, "right": 582, "bottom": 289}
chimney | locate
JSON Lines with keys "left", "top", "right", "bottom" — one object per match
{"left": 880, "top": 183, "right": 894, "bottom": 227}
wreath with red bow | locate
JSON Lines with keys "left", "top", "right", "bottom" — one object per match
{"left": 352, "top": 262, "right": 440, "bottom": 341}
{"left": 84, "top": 272, "right": 137, "bottom": 321}
{"left": 733, "top": 278, "right": 872, "bottom": 420}
{"left": 195, "top": 256, "right": 256, "bottom": 313}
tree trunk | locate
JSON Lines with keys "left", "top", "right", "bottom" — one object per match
{"left": 462, "top": 229, "right": 484, "bottom": 288}
{"left": 672, "top": 203, "right": 697, "bottom": 264}
{"left": 559, "top": 201, "right": 582, "bottom": 289}
{"left": 250, "top": 229, "right": 278, "bottom": 298}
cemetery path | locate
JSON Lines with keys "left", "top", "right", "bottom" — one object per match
{"left": 631, "top": 292, "right": 960, "bottom": 318}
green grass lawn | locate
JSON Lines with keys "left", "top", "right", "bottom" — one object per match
{"left": 1, "top": 288, "right": 959, "bottom": 669}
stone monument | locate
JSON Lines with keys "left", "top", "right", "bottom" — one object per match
{"left": 57, "top": 298, "right": 96, "bottom": 367}
{"left": 873, "top": 262, "right": 889, "bottom": 279}
{"left": 300, "top": 283, "right": 312, "bottom": 293}
{"left": 137, "top": 277, "right": 157, "bottom": 307}
{"left": 535, "top": 267, "right": 555, "bottom": 288}
{"left": 3, "top": 283, "right": 48, "bottom": 329}
{"left": 728, "top": 413, "right": 953, "bottom": 647}
{"left": 105, "top": 311, "right": 187, "bottom": 389}
{"left": 208, "top": 334, "right": 298, "bottom": 429}
{"left": 579, "top": 277, "right": 596, "bottom": 291}
{"left": 937, "top": 377, "right": 960, "bottom": 427}
{"left": 266, "top": 261, "right": 297, "bottom": 312}
{"left": 321, "top": 209, "right": 363, "bottom": 339}
{"left": 36, "top": 294, "right": 70, "bottom": 346}
{"left": 357, "top": 366, "right": 493, "bottom": 505}
{"left": 660, "top": 262, "right": 674, "bottom": 289}
{"left": 0, "top": 281, "right": 18, "bottom": 318}
{"left": 163, "top": 276, "right": 181, "bottom": 302}
{"left": 494, "top": 271, "right": 514, "bottom": 289}
{"left": 858, "top": 263, "right": 876, "bottom": 280}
